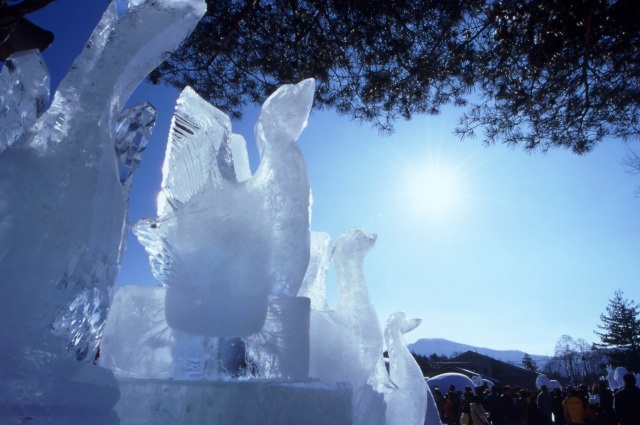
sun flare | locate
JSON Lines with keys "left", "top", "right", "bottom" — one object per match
{"left": 405, "top": 164, "right": 465, "bottom": 220}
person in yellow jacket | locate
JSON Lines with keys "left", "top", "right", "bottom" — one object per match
{"left": 563, "top": 387, "right": 586, "bottom": 425}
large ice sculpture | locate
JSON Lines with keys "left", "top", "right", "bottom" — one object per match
{"left": 0, "top": 0, "right": 205, "bottom": 421}
{"left": 134, "top": 80, "right": 314, "bottom": 337}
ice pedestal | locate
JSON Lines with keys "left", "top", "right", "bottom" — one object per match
{"left": 100, "top": 286, "right": 347, "bottom": 424}
{"left": 115, "top": 378, "right": 352, "bottom": 425}
{"left": 0, "top": 359, "right": 120, "bottom": 425}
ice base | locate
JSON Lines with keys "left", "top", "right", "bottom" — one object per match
{"left": 115, "top": 377, "right": 353, "bottom": 425}
{"left": 0, "top": 360, "right": 120, "bottom": 425}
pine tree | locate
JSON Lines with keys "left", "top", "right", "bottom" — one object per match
{"left": 151, "top": 0, "right": 640, "bottom": 151}
{"left": 521, "top": 353, "right": 538, "bottom": 373}
{"left": 594, "top": 290, "right": 640, "bottom": 371}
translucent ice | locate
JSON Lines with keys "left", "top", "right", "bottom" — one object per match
{"left": 0, "top": 49, "right": 49, "bottom": 153}
{"left": 384, "top": 312, "right": 427, "bottom": 425}
{"left": 245, "top": 296, "right": 311, "bottom": 380}
{"left": 116, "top": 378, "right": 353, "bottom": 424}
{"left": 299, "top": 231, "right": 333, "bottom": 310}
{"left": 303, "top": 228, "right": 386, "bottom": 425}
{"left": 307, "top": 229, "right": 383, "bottom": 386}
{"left": 135, "top": 80, "right": 314, "bottom": 337}
{"left": 607, "top": 365, "right": 616, "bottom": 390}
{"left": 115, "top": 101, "right": 157, "bottom": 193}
{"left": 0, "top": 0, "right": 205, "bottom": 420}
{"left": 99, "top": 286, "right": 173, "bottom": 379}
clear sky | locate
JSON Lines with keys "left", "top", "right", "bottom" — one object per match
{"left": 28, "top": 0, "right": 640, "bottom": 357}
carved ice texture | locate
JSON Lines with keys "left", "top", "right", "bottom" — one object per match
{"left": 115, "top": 101, "right": 157, "bottom": 196}
{"left": 0, "top": 49, "right": 49, "bottom": 153}
{"left": 302, "top": 228, "right": 388, "bottom": 424}
{"left": 0, "top": 0, "right": 205, "bottom": 421}
{"left": 98, "top": 286, "right": 173, "bottom": 379}
{"left": 134, "top": 80, "right": 314, "bottom": 338}
{"left": 384, "top": 312, "right": 428, "bottom": 425}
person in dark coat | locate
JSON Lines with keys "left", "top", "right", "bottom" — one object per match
{"left": 551, "top": 388, "right": 566, "bottom": 425}
{"left": 537, "top": 385, "right": 553, "bottom": 425}
{"left": 596, "top": 381, "right": 617, "bottom": 425}
{"left": 613, "top": 373, "right": 640, "bottom": 425}
{"left": 484, "top": 386, "right": 503, "bottom": 425}
{"left": 501, "top": 386, "right": 518, "bottom": 425}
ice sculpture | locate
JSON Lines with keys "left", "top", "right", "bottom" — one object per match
{"left": 384, "top": 312, "right": 428, "bottom": 425}
{"left": 427, "top": 372, "right": 476, "bottom": 393}
{"left": 0, "top": 49, "right": 49, "bottom": 152}
{"left": 99, "top": 285, "right": 173, "bottom": 379}
{"left": 134, "top": 80, "right": 314, "bottom": 337}
{"left": 607, "top": 365, "right": 617, "bottom": 390}
{"left": 0, "top": 0, "right": 205, "bottom": 421}
{"left": 115, "top": 101, "right": 157, "bottom": 195}
{"left": 304, "top": 229, "right": 384, "bottom": 396}
{"left": 306, "top": 229, "right": 383, "bottom": 385}
{"left": 614, "top": 366, "right": 629, "bottom": 389}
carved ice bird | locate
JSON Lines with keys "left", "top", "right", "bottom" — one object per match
{"left": 385, "top": 312, "right": 428, "bottom": 425}
{"left": 135, "top": 80, "right": 315, "bottom": 337}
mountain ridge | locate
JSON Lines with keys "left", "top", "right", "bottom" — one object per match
{"left": 408, "top": 338, "right": 548, "bottom": 364}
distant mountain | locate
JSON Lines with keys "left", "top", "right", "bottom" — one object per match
{"left": 408, "top": 338, "right": 548, "bottom": 364}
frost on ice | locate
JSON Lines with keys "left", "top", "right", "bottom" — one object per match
{"left": 0, "top": 49, "right": 49, "bottom": 152}
{"left": 0, "top": 0, "right": 205, "bottom": 421}
{"left": 134, "top": 80, "right": 314, "bottom": 337}
{"left": 0, "top": 0, "right": 436, "bottom": 419}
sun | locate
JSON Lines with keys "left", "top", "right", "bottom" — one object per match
{"left": 404, "top": 164, "right": 465, "bottom": 220}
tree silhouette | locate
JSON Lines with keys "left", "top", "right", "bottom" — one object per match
{"left": 152, "top": 0, "right": 640, "bottom": 153}
{"left": 457, "top": 0, "right": 640, "bottom": 153}
{"left": 594, "top": 290, "right": 640, "bottom": 371}
{"left": 151, "top": 0, "right": 483, "bottom": 132}
{"left": 521, "top": 353, "right": 538, "bottom": 373}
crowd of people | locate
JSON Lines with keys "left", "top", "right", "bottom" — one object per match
{"left": 430, "top": 373, "right": 640, "bottom": 425}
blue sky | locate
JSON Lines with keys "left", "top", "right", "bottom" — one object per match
{"left": 28, "top": 0, "right": 640, "bottom": 356}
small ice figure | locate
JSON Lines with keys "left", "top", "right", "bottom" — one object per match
{"left": 536, "top": 374, "right": 552, "bottom": 390}
{"left": 305, "top": 229, "right": 383, "bottom": 387}
{"left": 303, "top": 228, "right": 387, "bottom": 424}
{"left": 614, "top": 366, "right": 629, "bottom": 389}
{"left": 135, "top": 80, "right": 314, "bottom": 337}
{"left": 384, "top": 312, "right": 427, "bottom": 425}
{"left": 607, "top": 365, "right": 617, "bottom": 390}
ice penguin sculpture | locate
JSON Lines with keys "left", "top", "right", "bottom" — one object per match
{"left": 0, "top": 0, "right": 205, "bottom": 420}
{"left": 135, "top": 79, "right": 315, "bottom": 337}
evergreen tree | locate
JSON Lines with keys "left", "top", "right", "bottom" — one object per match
{"left": 594, "top": 290, "right": 640, "bottom": 371}
{"left": 521, "top": 353, "right": 538, "bottom": 373}
{"left": 151, "top": 0, "right": 640, "bottom": 152}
